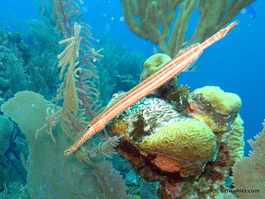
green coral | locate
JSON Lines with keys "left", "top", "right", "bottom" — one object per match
{"left": 0, "top": 115, "right": 14, "bottom": 186}
{"left": 0, "top": 182, "right": 29, "bottom": 199}
{"left": 1, "top": 91, "right": 129, "bottom": 198}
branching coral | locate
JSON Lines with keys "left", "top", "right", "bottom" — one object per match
{"left": 120, "top": 0, "right": 256, "bottom": 57}
{"left": 51, "top": 0, "right": 82, "bottom": 38}
{"left": 54, "top": 0, "right": 103, "bottom": 116}
{"left": 79, "top": 135, "right": 122, "bottom": 162}
{"left": 35, "top": 0, "right": 114, "bottom": 166}
{"left": 36, "top": 0, "right": 100, "bottom": 134}
{"left": 36, "top": 23, "right": 82, "bottom": 142}
{"left": 35, "top": 106, "right": 61, "bottom": 143}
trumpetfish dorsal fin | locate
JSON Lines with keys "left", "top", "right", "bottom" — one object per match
{"left": 177, "top": 43, "right": 200, "bottom": 57}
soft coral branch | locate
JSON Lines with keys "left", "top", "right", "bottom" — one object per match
{"left": 51, "top": 0, "right": 82, "bottom": 38}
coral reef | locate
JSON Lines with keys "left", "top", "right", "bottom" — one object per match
{"left": 140, "top": 53, "right": 173, "bottom": 97}
{"left": 65, "top": 23, "right": 238, "bottom": 155}
{"left": 226, "top": 116, "right": 244, "bottom": 161}
{"left": 140, "top": 119, "right": 217, "bottom": 164}
{"left": 24, "top": 18, "right": 62, "bottom": 98}
{"left": 0, "top": 115, "right": 14, "bottom": 186}
{"left": 0, "top": 181, "right": 29, "bottom": 199}
{"left": 93, "top": 36, "right": 146, "bottom": 105}
{"left": 0, "top": 117, "right": 28, "bottom": 186}
{"left": 0, "top": 0, "right": 258, "bottom": 198}
{"left": 0, "top": 1, "right": 135, "bottom": 196}
{"left": 188, "top": 86, "right": 242, "bottom": 132}
{"left": 0, "top": 31, "right": 30, "bottom": 101}
{"left": 140, "top": 53, "right": 171, "bottom": 81}
{"left": 0, "top": 21, "right": 61, "bottom": 101}
{"left": 1, "top": 91, "right": 129, "bottom": 198}
{"left": 232, "top": 120, "right": 265, "bottom": 199}
{"left": 108, "top": 85, "right": 244, "bottom": 198}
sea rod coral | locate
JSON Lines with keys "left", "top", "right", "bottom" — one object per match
{"left": 120, "top": 0, "right": 256, "bottom": 57}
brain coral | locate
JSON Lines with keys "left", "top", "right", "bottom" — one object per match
{"left": 188, "top": 86, "right": 242, "bottom": 132}
{"left": 140, "top": 118, "right": 217, "bottom": 164}
{"left": 226, "top": 115, "right": 244, "bottom": 161}
{"left": 189, "top": 86, "right": 241, "bottom": 115}
{"left": 140, "top": 53, "right": 171, "bottom": 81}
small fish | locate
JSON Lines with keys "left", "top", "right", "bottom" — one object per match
{"left": 241, "top": 6, "right": 256, "bottom": 18}
{"left": 185, "top": 61, "right": 200, "bottom": 72}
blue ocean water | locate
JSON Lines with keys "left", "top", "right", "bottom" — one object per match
{"left": 1, "top": 0, "right": 265, "bottom": 198}
{"left": 0, "top": 0, "right": 264, "bottom": 158}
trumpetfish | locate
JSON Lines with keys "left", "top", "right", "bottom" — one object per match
{"left": 64, "top": 21, "right": 238, "bottom": 155}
